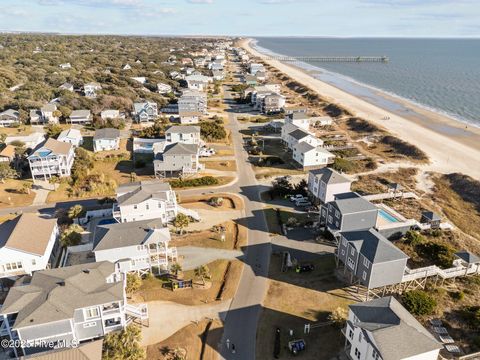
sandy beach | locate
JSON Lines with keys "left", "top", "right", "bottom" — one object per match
{"left": 240, "top": 38, "right": 480, "bottom": 180}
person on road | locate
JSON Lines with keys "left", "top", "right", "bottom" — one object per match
{"left": 231, "top": 343, "right": 236, "bottom": 354}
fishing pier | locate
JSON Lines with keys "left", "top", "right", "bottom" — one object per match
{"left": 259, "top": 55, "right": 389, "bottom": 63}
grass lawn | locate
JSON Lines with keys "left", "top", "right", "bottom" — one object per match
{"left": 136, "top": 260, "right": 243, "bottom": 305}
{"left": 0, "top": 179, "right": 35, "bottom": 207}
{"left": 257, "top": 254, "right": 354, "bottom": 360}
{"left": 146, "top": 319, "right": 223, "bottom": 360}
{"left": 201, "top": 160, "right": 237, "bottom": 172}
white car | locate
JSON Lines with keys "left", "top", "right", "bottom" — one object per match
{"left": 290, "top": 194, "right": 306, "bottom": 202}
{"left": 199, "top": 148, "right": 216, "bottom": 157}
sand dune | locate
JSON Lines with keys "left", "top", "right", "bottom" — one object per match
{"left": 240, "top": 38, "right": 480, "bottom": 180}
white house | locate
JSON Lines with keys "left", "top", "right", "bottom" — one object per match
{"left": 292, "top": 142, "right": 335, "bottom": 170}
{"left": 0, "top": 213, "right": 58, "bottom": 279}
{"left": 59, "top": 82, "right": 74, "bottom": 92}
{"left": 285, "top": 112, "right": 311, "bottom": 130}
{"left": 249, "top": 63, "right": 264, "bottom": 75}
{"left": 28, "top": 138, "right": 75, "bottom": 181}
{"left": 133, "top": 102, "right": 158, "bottom": 122}
{"left": 0, "top": 145, "right": 15, "bottom": 163}
{"left": 69, "top": 109, "right": 92, "bottom": 124}
{"left": 59, "top": 62, "right": 71, "bottom": 69}
{"left": 101, "top": 109, "right": 124, "bottom": 120}
{"left": 84, "top": 82, "right": 102, "bottom": 98}
{"left": 185, "top": 74, "right": 212, "bottom": 91}
{"left": 131, "top": 77, "right": 147, "bottom": 84}
{"left": 30, "top": 104, "right": 59, "bottom": 125}
{"left": 344, "top": 297, "right": 442, "bottom": 360}
{"left": 0, "top": 109, "right": 20, "bottom": 127}
{"left": 283, "top": 125, "right": 323, "bottom": 151}
{"left": 93, "top": 219, "right": 177, "bottom": 275}
{"left": 93, "top": 128, "right": 121, "bottom": 152}
{"left": 57, "top": 128, "right": 83, "bottom": 148}
{"left": 122, "top": 64, "right": 131, "bottom": 70}
{"left": 154, "top": 143, "right": 203, "bottom": 179}
{"left": 178, "top": 111, "right": 202, "bottom": 124}
{"left": 157, "top": 82, "right": 173, "bottom": 94}
{"left": 166, "top": 125, "right": 201, "bottom": 145}
{"left": 307, "top": 167, "right": 352, "bottom": 204}
{"left": 212, "top": 70, "right": 224, "bottom": 81}
{"left": 5, "top": 132, "right": 46, "bottom": 149}
{"left": 113, "top": 180, "right": 181, "bottom": 223}
{"left": 178, "top": 90, "right": 207, "bottom": 115}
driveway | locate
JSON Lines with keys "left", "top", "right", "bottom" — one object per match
{"left": 178, "top": 246, "right": 244, "bottom": 270}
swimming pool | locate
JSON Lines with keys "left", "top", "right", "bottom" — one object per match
{"left": 378, "top": 209, "right": 399, "bottom": 223}
{"left": 98, "top": 218, "right": 117, "bottom": 225}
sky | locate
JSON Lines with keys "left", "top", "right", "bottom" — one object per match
{"left": 0, "top": 0, "right": 479, "bottom": 37}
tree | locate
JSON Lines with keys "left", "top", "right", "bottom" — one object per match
{"left": 49, "top": 175, "right": 60, "bottom": 190}
{"left": 170, "top": 263, "right": 182, "bottom": 277}
{"left": 0, "top": 163, "right": 18, "bottom": 183}
{"left": 20, "top": 182, "right": 32, "bottom": 194}
{"left": 0, "top": 133, "right": 6, "bottom": 145}
{"left": 173, "top": 213, "right": 189, "bottom": 235}
{"left": 328, "top": 307, "right": 348, "bottom": 327}
{"left": 103, "top": 324, "right": 146, "bottom": 360}
{"left": 60, "top": 224, "right": 83, "bottom": 247}
{"left": 271, "top": 177, "right": 293, "bottom": 198}
{"left": 194, "top": 265, "right": 210, "bottom": 286}
{"left": 404, "top": 230, "right": 424, "bottom": 246}
{"left": 126, "top": 273, "right": 142, "bottom": 294}
{"left": 402, "top": 290, "right": 437, "bottom": 316}
{"left": 68, "top": 204, "right": 84, "bottom": 221}
{"left": 44, "top": 123, "right": 63, "bottom": 138}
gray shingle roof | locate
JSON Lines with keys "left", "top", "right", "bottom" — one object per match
{"left": 349, "top": 296, "right": 442, "bottom": 360}
{"left": 166, "top": 125, "right": 200, "bottom": 134}
{"left": 163, "top": 142, "right": 198, "bottom": 155}
{"left": 310, "top": 167, "right": 351, "bottom": 185}
{"left": 0, "top": 261, "right": 123, "bottom": 329}
{"left": 421, "top": 211, "right": 441, "bottom": 221}
{"left": 93, "top": 218, "right": 168, "bottom": 251}
{"left": 294, "top": 141, "right": 315, "bottom": 154}
{"left": 341, "top": 228, "right": 409, "bottom": 263}
{"left": 116, "top": 180, "right": 172, "bottom": 206}
{"left": 455, "top": 250, "right": 480, "bottom": 264}
{"left": 332, "top": 192, "right": 378, "bottom": 214}
{"left": 93, "top": 128, "right": 120, "bottom": 140}
{"left": 70, "top": 109, "right": 91, "bottom": 118}
{"left": 289, "top": 129, "right": 311, "bottom": 140}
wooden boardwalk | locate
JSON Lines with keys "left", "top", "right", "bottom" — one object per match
{"left": 259, "top": 55, "right": 389, "bottom": 63}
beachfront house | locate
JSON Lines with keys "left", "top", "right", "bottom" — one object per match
{"left": 178, "top": 90, "right": 207, "bottom": 115}
{"left": 285, "top": 112, "right": 311, "bottom": 130}
{"left": 307, "top": 168, "right": 352, "bottom": 204}
{"left": 0, "top": 109, "right": 20, "bottom": 127}
{"left": 57, "top": 128, "right": 83, "bottom": 147}
{"left": 133, "top": 101, "right": 158, "bottom": 123}
{"left": 292, "top": 142, "right": 335, "bottom": 170}
{"left": 166, "top": 125, "right": 201, "bottom": 145}
{"left": 283, "top": 126, "right": 323, "bottom": 151}
{"left": 336, "top": 228, "right": 409, "bottom": 289}
{"left": 101, "top": 109, "right": 124, "bottom": 120}
{"left": 5, "top": 132, "right": 46, "bottom": 149}
{"left": 28, "top": 138, "right": 75, "bottom": 181}
{"left": 154, "top": 143, "right": 203, "bottom": 179}
{"left": 93, "top": 128, "right": 121, "bottom": 152}
{"left": 243, "top": 74, "right": 257, "bottom": 86}
{"left": 0, "top": 262, "right": 148, "bottom": 357}
{"left": 344, "top": 297, "right": 442, "bottom": 360}
{"left": 212, "top": 70, "right": 224, "bottom": 81}
{"left": 112, "top": 180, "right": 181, "bottom": 223}
{"left": 0, "top": 213, "right": 58, "bottom": 279}
{"left": 185, "top": 74, "right": 211, "bottom": 91}
{"left": 319, "top": 192, "right": 379, "bottom": 236}
{"left": 249, "top": 63, "right": 265, "bottom": 75}
{"left": 30, "top": 104, "right": 59, "bottom": 125}
{"left": 93, "top": 219, "right": 177, "bottom": 275}
{"left": 84, "top": 82, "right": 102, "bottom": 98}
{"left": 178, "top": 110, "right": 202, "bottom": 124}
{"left": 68, "top": 110, "right": 92, "bottom": 124}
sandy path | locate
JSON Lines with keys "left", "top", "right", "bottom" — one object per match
{"left": 240, "top": 39, "right": 480, "bottom": 180}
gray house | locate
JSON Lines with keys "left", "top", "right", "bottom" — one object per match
{"left": 307, "top": 168, "right": 352, "bottom": 204}
{"left": 336, "top": 228, "right": 409, "bottom": 290}
{"left": 154, "top": 142, "right": 202, "bottom": 178}
{"left": 0, "top": 262, "right": 147, "bottom": 357}
{"left": 133, "top": 101, "right": 158, "bottom": 122}
{"left": 320, "top": 192, "right": 379, "bottom": 236}
{"left": 178, "top": 90, "right": 207, "bottom": 115}
{"left": 344, "top": 297, "right": 442, "bottom": 360}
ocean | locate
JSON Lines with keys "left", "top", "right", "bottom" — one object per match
{"left": 253, "top": 37, "right": 480, "bottom": 128}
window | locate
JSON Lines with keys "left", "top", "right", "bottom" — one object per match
{"left": 372, "top": 349, "right": 380, "bottom": 360}
{"left": 84, "top": 307, "right": 99, "bottom": 319}
{"left": 146, "top": 204, "right": 149, "bottom": 210}
{"left": 341, "top": 250, "right": 345, "bottom": 256}
{"left": 354, "top": 348, "right": 361, "bottom": 360}
{"left": 349, "top": 330, "right": 353, "bottom": 339}
{"left": 347, "top": 258, "right": 355, "bottom": 270}
{"left": 363, "top": 257, "right": 370, "bottom": 268}
{"left": 350, "top": 248, "right": 355, "bottom": 256}
{"left": 83, "top": 322, "right": 96, "bottom": 328}
{"left": 362, "top": 271, "right": 367, "bottom": 280}
{"left": 335, "top": 210, "right": 340, "bottom": 219}
{"left": 342, "top": 238, "right": 347, "bottom": 246}
{"left": 31, "top": 259, "right": 36, "bottom": 265}
{"left": 328, "top": 215, "right": 333, "bottom": 223}
{"left": 133, "top": 205, "right": 138, "bottom": 210}
{"left": 158, "top": 203, "right": 162, "bottom": 208}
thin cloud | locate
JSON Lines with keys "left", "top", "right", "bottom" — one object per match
{"left": 187, "top": 0, "right": 214, "bottom": 4}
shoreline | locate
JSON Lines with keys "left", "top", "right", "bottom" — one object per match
{"left": 240, "top": 38, "right": 480, "bottom": 180}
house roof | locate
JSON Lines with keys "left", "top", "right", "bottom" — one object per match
{"left": 0, "top": 144, "right": 16, "bottom": 158}
{"left": 116, "top": 180, "right": 172, "bottom": 206}
{"left": 166, "top": 125, "right": 200, "bottom": 134}
{"left": 341, "top": 228, "right": 409, "bottom": 264}
{"left": 0, "top": 213, "right": 57, "bottom": 256}
{"left": 289, "top": 129, "right": 311, "bottom": 140}
{"left": 163, "top": 142, "right": 198, "bottom": 156}
{"left": 93, "top": 128, "right": 120, "bottom": 140}
{"left": 58, "top": 128, "right": 82, "bottom": 141}
{"left": 70, "top": 110, "right": 91, "bottom": 118}
{"left": 93, "top": 219, "right": 169, "bottom": 251}
{"left": 349, "top": 296, "right": 442, "bottom": 360}
{"left": 0, "top": 109, "right": 19, "bottom": 119}
{"left": 23, "top": 339, "right": 103, "bottom": 360}
{"left": 421, "top": 211, "right": 441, "bottom": 221}
{"left": 331, "top": 192, "right": 378, "bottom": 214}
{"left": 455, "top": 251, "right": 480, "bottom": 264}
{"left": 309, "top": 167, "right": 351, "bottom": 185}
{"left": 133, "top": 102, "right": 156, "bottom": 114}
{"left": 41, "top": 104, "right": 57, "bottom": 112}
{"left": 287, "top": 112, "right": 309, "bottom": 120}
{"left": 294, "top": 141, "right": 315, "bottom": 154}
{"left": 59, "top": 82, "right": 73, "bottom": 89}
{"left": 0, "top": 261, "right": 123, "bottom": 329}
{"left": 31, "top": 138, "right": 72, "bottom": 157}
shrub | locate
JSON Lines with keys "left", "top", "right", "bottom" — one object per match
{"left": 169, "top": 176, "right": 218, "bottom": 188}
{"left": 450, "top": 291, "right": 465, "bottom": 301}
{"left": 404, "top": 230, "right": 424, "bottom": 246}
{"left": 200, "top": 121, "right": 226, "bottom": 141}
{"left": 332, "top": 158, "right": 355, "bottom": 173}
{"left": 328, "top": 307, "right": 348, "bottom": 327}
{"left": 286, "top": 217, "right": 299, "bottom": 227}
{"left": 416, "top": 241, "right": 455, "bottom": 268}
{"left": 208, "top": 197, "right": 223, "bottom": 207}
{"left": 381, "top": 135, "right": 428, "bottom": 161}
{"left": 402, "top": 290, "right": 437, "bottom": 315}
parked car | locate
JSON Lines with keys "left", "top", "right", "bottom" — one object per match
{"left": 288, "top": 339, "right": 306, "bottom": 355}
{"left": 295, "top": 200, "right": 312, "bottom": 207}
{"left": 199, "top": 148, "right": 215, "bottom": 157}
{"left": 290, "top": 194, "right": 306, "bottom": 202}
